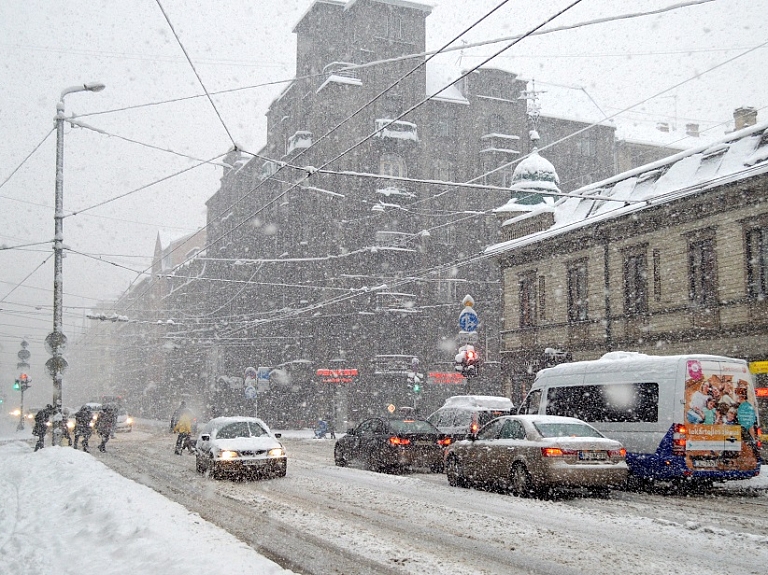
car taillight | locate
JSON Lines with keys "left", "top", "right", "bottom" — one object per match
{"left": 437, "top": 437, "right": 452, "bottom": 447}
{"left": 388, "top": 436, "right": 411, "bottom": 446}
{"left": 469, "top": 421, "right": 479, "bottom": 435}
{"left": 757, "top": 427, "right": 762, "bottom": 450}
{"left": 672, "top": 423, "right": 687, "bottom": 456}
{"left": 541, "top": 447, "right": 577, "bottom": 457}
{"left": 608, "top": 448, "right": 627, "bottom": 458}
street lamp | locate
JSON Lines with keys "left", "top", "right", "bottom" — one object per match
{"left": 50, "top": 82, "right": 106, "bottom": 412}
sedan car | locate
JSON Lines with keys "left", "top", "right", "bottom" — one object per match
{"left": 195, "top": 416, "right": 286, "bottom": 480}
{"left": 114, "top": 407, "right": 133, "bottom": 433}
{"left": 445, "top": 415, "right": 628, "bottom": 497}
{"left": 334, "top": 416, "right": 451, "bottom": 473}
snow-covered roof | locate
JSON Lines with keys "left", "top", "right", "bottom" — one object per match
{"left": 292, "top": 0, "right": 345, "bottom": 33}
{"left": 485, "top": 120, "right": 768, "bottom": 257}
{"left": 345, "top": 0, "right": 433, "bottom": 13}
{"left": 441, "top": 395, "right": 515, "bottom": 410}
{"left": 425, "top": 63, "right": 468, "bottom": 105}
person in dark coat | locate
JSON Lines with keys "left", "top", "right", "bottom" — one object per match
{"left": 96, "top": 404, "right": 117, "bottom": 452}
{"left": 32, "top": 405, "right": 54, "bottom": 452}
{"left": 73, "top": 405, "right": 94, "bottom": 452}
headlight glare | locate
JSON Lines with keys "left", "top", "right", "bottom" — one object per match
{"left": 219, "top": 450, "right": 238, "bottom": 460}
{"left": 268, "top": 447, "right": 285, "bottom": 457}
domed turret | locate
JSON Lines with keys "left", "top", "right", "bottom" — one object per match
{"left": 509, "top": 131, "right": 561, "bottom": 205}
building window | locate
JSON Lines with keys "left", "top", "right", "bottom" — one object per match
{"left": 746, "top": 227, "right": 768, "bottom": 300}
{"left": 623, "top": 251, "right": 647, "bottom": 316}
{"left": 567, "top": 260, "right": 588, "bottom": 322}
{"left": 388, "top": 14, "right": 403, "bottom": 40}
{"left": 689, "top": 238, "right": 717, "bottom": 305}
{"left": 380, "top": 153, "right": 406, "bottom": 178}
{"left": 433, "top": 160, "right": 454, "bottom": 183}
{"left": 519, "top": 273, "right": 537, "bottom": 328}
{"left": 538, "top": 276, "right": 546, "bottom": 321}
{"left": 652, "top": 248, "right": 662, "bottom": 302}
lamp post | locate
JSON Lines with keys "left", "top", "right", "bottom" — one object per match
{"left": 49, "top": 82, "right": 105, "bottom": 413}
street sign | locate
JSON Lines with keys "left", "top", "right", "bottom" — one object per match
{"left": 45, "top": 331, "right": 68, "bottom": 355}
{"left": 458, "top": 307, "right": 479, "bottom": 332}
{"left": 45, "top": 356, "right": 68, "bottom": 377}
{"left": 244, "top": 385, "right": 257, "bottom": 399}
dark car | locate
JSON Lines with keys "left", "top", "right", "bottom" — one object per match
{"left": 445, "top": 415, "right": 628, "bottom": 497}
{"left": 334, "top": 416, "right": 450, "bottom": 473}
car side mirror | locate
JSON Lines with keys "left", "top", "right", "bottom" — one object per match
{"left": 274, "top": 433, "right": 282, "bottom": 438}
{"left": 468, "top": 433, "right": 478, "bottom": 441}
{"left": 200, "top": 434, "right": 210, "bottom": 441}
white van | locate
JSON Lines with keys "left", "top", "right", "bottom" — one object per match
{"left": 427, "top": 395, "right": 515, "bottom": 440}
{"left": 519, "top": 352, "right": 761, "bottom": 484}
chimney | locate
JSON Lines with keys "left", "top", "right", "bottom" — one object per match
{"left": 734, "top": 107, "right": 758, "bottom": 131}
{"left": 685, "top": 123, "right": 699, "bottom": 137}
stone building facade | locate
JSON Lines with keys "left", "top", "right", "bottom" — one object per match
{"left": 487, "top": 120, "right": 768, "bottom": 406}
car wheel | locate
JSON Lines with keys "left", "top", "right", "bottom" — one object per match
{"left": 206, "top": 457, "right": 219, "bottom": 480}
{"left": 334, "top": 444, "right": 347, "bottom": 467}
{"left": 195, "top": 455, "right": 205, "bottom": 474}
{"left": 509, "top": 463, "right": 534, "bottom": 497}
{"left": 445, "top": 455, "right": 467, "bottom": 488}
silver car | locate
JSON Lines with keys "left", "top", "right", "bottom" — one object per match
{"left": 195, "top": 416, "right": 286, "bottom": 480}
{"left": 445, "top": 415, "right": 628, "bottom": 497}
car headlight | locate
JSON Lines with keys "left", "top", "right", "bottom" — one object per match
{"left": 125, "top": 417, "right": 133, "bottom": 425}
{"left": 67, "top": 421, "right": 75, "bottom": 430}
{"left": 268, "top": 447, "right": 285, "bottom": 457}
{"left": 219, "top": 450, "right": 238, "bottom": 460}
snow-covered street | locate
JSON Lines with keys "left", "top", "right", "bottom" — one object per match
{"left": 3, "top": 417, "right": 766, "bottom": 574}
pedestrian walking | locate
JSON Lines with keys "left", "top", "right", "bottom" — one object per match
{"left": 169, "top": 400, "right": 187, "bottom": 433}
{"left": 32, "top": 405, "right": 54, "bottom": 452}
{"left": 73, "top": 405, "right": 94, "bottom": 452}
{"left": 52, "top": 408, "right": 73, "bottom": 446}
{"left": 96, "top": 404, "right": 117, "bottom": 452}
{"left": 173, "top": 407, "right": 194, "bottom": 454}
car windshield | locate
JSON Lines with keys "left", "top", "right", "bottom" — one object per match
{"left": 388, "top": 419, "right": 437, "bottom": 434}
{"left": 533, "top": 422, "right": 604, "bottom": 438}
{"left": 216, "top": 421, "right": 267, "bottom": 439}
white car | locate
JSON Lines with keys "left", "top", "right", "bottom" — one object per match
{"left": 114, "top": 407, "right": 133, "bottom": 433}
{"left": 195, "top": 416, "right": 286, "bottom": 480}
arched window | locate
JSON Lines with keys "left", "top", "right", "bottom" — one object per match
{"left": 380, "top": 153, "right": 406, "bottom": 178}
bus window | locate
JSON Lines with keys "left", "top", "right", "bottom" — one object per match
{"left": 545, "top": 383, "right": 659, "bottom": 423}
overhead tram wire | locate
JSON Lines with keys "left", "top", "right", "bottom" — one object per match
{"left": 154, "top": 0, "right": 237, "bottom": 149}
{"left": 111, "top": 0, "right": 722, "bottom": 325}
{"left": 73, "top": 0, "right": 716, "bottom": 128}
{"left": 408, "top": 37, "right": 768, "bottom": 211}
{"left": 0, "top": 129, "right": 54, "bottom": 193}
{"left": 116, "top": 0, "right": 526, "bottom": 314}
{"left": 0, "top": 254, "right": 52, "bottom": 305}
{"left": 141, "top": 0, "right": 590, "bottom": 336}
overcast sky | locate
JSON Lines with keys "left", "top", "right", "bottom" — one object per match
{"left": 1, "top": 0, "right": 766, "bottom": 405}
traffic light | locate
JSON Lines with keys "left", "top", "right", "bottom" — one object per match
{"left": 455, "top": 345, "right": 481, "bottom": 377}
{"left": 13, "top": 380, "right": 21, "bottom": 391}
{"left": 407, "top": 371, "right": 423, "bottom": 393}
{"left": 413, "top": 381, "right": 422, "bottom": 394}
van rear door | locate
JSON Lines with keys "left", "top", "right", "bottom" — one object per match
{"left": 683, "top": 358, "right": 759, "bottom": 471}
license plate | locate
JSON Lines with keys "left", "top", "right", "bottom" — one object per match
{"left": 693, "top": 459, "right": 717, "bottom": 468}
{"left": 416, "top": 440, "right": 433, "bottom": 446}
{"left": 578, "top": 451, "right": 607, "bottom": 461}
{"left": 243, "top": 459, "right": 267, "bottom": 466}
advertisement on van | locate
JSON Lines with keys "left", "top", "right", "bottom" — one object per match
{"left": 683, "top": 359, "right": 760, "bottom": 472}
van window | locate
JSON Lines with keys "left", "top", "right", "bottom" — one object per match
{"left": 478, "top": 410, "right": 509, "bottom": 427}
{"left": 454, "top": 410, "right": 472, "bottom": 426}
{"left": 545, "top": 383, "right": 659, "bottom": 422}
{"left": 520, "top": 390, "right": 542, "bottom": 414}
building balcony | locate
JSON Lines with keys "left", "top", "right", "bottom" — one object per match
{"left": 286, "top": 131, "right": 312, "bottom": 155}
{"left": 374, "top": 119, "right": 418, "bottom": 142}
